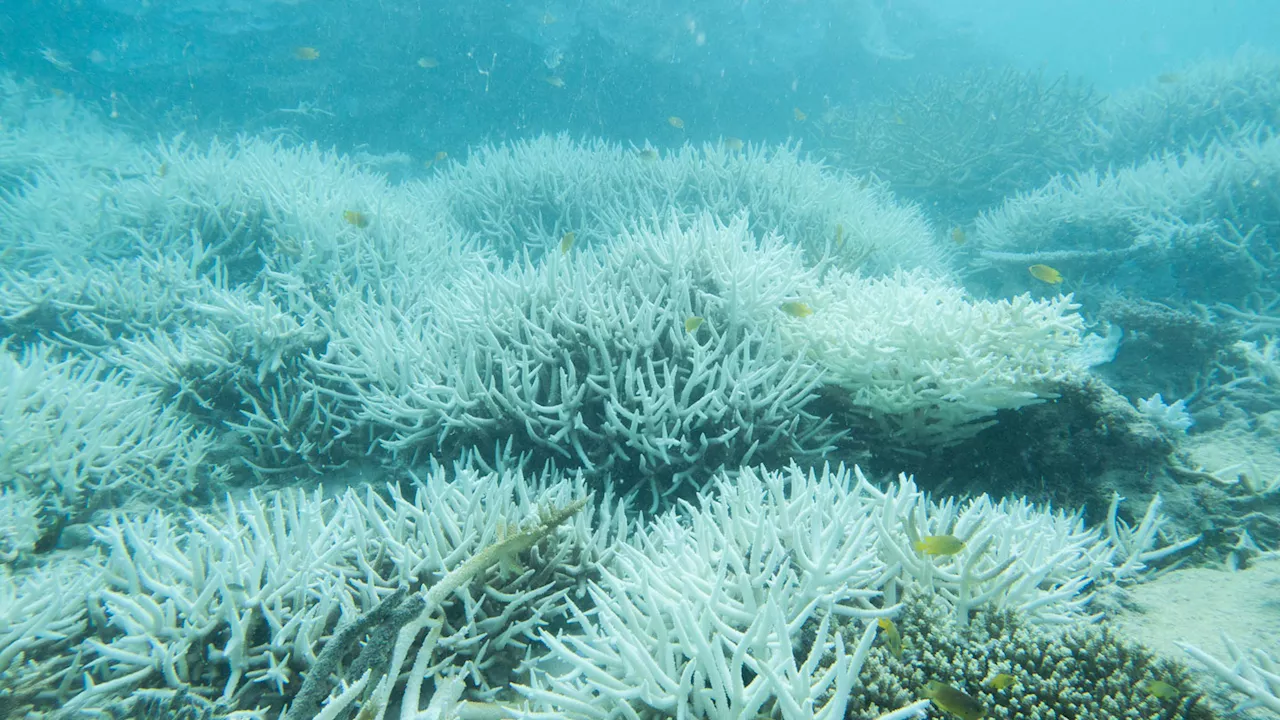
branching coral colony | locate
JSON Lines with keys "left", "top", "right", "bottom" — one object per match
{"left": 0, "top": 463, "right": 1198, "bottom": 720}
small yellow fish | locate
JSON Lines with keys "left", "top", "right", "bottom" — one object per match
{"left": 416, "top": 56, "right": 439, "bottom": 69}
{"left": 722, "top": 136, "right": 744, "bottom": 152}
{"left": 877, "top": 618, "right": 902, "bottom": 658}
{"left": 434, "top": 150, "right": 449, "bottom": 163}
{"left": 1028, "top": 264, "right": 1063, "bottom": 285}
{"left": 1156, "top": 72, "right": 1183, "bottom": 84}
{"left": 668, "top": 116, "right": 685, "bottom": 129}
{"left": 923, "top": 681, "right": 985, "bottom": 720}
{"left": 559, "top": 231, "right": 576, "bottom": 254}
{"left": 544, "top": 75, "right": 565, "bottom": 88}
{"left": 225, "top": 582, "right": 246, "bottom": 592}
{"left": 684, "top": 316, "right": 705, "bottom": 333}
{"left": 638, "top": 148, "right": 660, "bottom": 161}
{"left": 893, "top": 113, "right": 906, "bottom": 125}
{"left": 293, "top": 46, "right": 321, "bottom": 61}
{"left": 835, "top": 223, "right": 844, "bottom": 249}
{"left": 156, "top": 162, "right": 168, "bottom": 178}
{"left": 913, "top": 534, "right": 965, "bottom": 556}
{"left": 1142, "top": 679, "right": 1180, "bottom": 700}
{"left": 793, "top": 107, "right": 807, "bottom": 122}
{"left": 985, "top": 673, "right": 1017, "bottom": 691}
{"left": 540, "top": 11, "right": 558, "bottom": 24}
{"left": 951, "top": 227, "right": 967, "bottom": 245}
{"left": 780, "top": 301, "right": 813, "bottom": 318}
{"left": 343, "top": 210, "right": 370, "bottom": 228}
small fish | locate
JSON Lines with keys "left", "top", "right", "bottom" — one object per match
{"left": 780, "top": 301, "right": 813, "bottom": 318}
{"left": 343, "top": 210, "right": 370, "bottom": 228}
{"left": 1156, "top": 72, "right": 1183, "bottom": 84}
{"left": 638, "top": 148, "right": 660, "bottom": 161}
{"left": 923, "top": 681, "right": 985, "bottom": 720}
{"left": 293, "top": 46, "right": 321, "bottom": 61}
{"left": 913, "top": 534, "right": 965, "bottom": 556}
{"left": 722, "top": 136, "right": 744, "bottom": 152}
{"left": 434, "top": 150, "right": 449, "bottom": 163}
{"left": 225, "top": 582, "right": 246, "bottom": 592}
{"left": 893, "top": 113, "right": 907, "bottom": 125}
{"left": 667, "top": 116, "right": 685, "bottom": 129}
{"left": 951, "top": 227, "right": 967, "bottom": 245}
{"left": 684, "top": 316, "right": 705, "bottom": 333}
{"left": 877, "top": 618, "right": 903, "bottom": 658}
{"left": 985, "top": 673, "right": 1017, "bottom": 691}
{"left": 40, "top": 47, "right": 75, "bottom": 73}
{"left": 1028, "top": 264, "right": 1063, "bottom": 285}
{"left": 1142, "top": 679, "right": 1180, "bottom": 700}
{"left": 559, "top": 231, "right": 576, "bottom": 254}
{"left": 156, "top": 162, "right": 168, "bottom": 178}
{"left": 544, "top": 75, "right": 565, "bottom": 88}
{"left": 793, "top": 107, "right": 807, "bottom": 122}
{"left": 416, "top": 56, "right": 439, "bottom": 69}
{"left": 540, "top": 11, "right": 558, "bottom": 24}
{"left": 835, "top": 223, "right": 845, "bottom": 249}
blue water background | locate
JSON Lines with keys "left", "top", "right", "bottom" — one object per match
{"left": 2, "top": 0, "right": 1275, "bottom": 159}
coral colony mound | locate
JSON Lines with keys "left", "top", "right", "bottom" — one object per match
{"left": 1, "top": 59, "right": 1280, "bottom": 720}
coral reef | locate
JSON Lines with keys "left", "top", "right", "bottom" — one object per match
{"left": 425, "top": 134, "right": 947, "bottom": 274}
{"left": 1093, "top": 47, "right": 1280, "bottom": 167}
{"left": 814, "top": 68, "right": 1100, "bottom": 220}
{"left": 521, "top": 464, "right": 1194, "bottom": 719}
{"left": 1182, "top": 636, "right": 1280, "bottom": 717}
{"left": 784, "top": 269, "right": 1083, "bottom": 447}
{"left": 0, "top": 342, "right": 215, "bottom": 512}
{"left": 972, "top": 129, "right": 1280, "bottom": 308}
{"left": 0, "top": 460, "right": 615, "bottom": 719}
{"left": 318, "top": 214, "right": 841, "bottom": 497}
{"left": 1095, "top": 297, "right": 1240, "bottom": 403}
{"left": 851, "top": 595, "right": 1215, "bottom": 720}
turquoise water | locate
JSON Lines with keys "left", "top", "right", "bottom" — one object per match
{"left": 0, "top": 2, "right": 1277, "bottom": 719}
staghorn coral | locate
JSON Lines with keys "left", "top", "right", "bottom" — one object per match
{"left": 520, "top": 464, "right": 1194, "bottom": 719}
{"left": 320, "top": 214, "right": 841, "bottom": 498}
{"left": 782, "top": 268, "right": 1084, "bottom": 447}
{"left": 1180, "top": 635, "right": 1280, "bottom": 716}
{"left": 421, "top": 133, "right": 946, "bottom": 274}
{"left": 1093, "top": 47, "right": 1280, "bottom": 167}
{"left": 972, "top": 128, "right": 1280, "bottom": 308}
{"left": 815, "top": 68, "right": 1100, "bottom": 220}
{"left": 0, "top": 342, "right": 216, "bottom": 512}
{"left": 3, "top": 459, "right": 617, "bottom": 719}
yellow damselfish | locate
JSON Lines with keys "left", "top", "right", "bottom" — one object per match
{"left": 780, "top": 301, "right": 812, "bottom": 318}
{"left": 923, "top": 681, "right": 985, "bottom": 720}
{"left": 913, "top": 534, "right": 965, "bottom": 556}
{"left": 343, "top": 210, "right": 370, "bottom": 228}
{"left": 877, "top": 618, "right": 902, "bottom": 658}
{"left": 1142, "top": 679, "right": 1180, "bottom": 699}
{"left": 1028, "top": 264, "right": 1063, "bottom": 285}
{"left": 985, "top": 673, "right": 1017, "bottom": 690}
{"left": 684, "top": 316, "right": 705, "bottom": 333}
{"left": 559, "top": 231, "right": 576, "bottom": 254}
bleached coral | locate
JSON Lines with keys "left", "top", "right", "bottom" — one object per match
{"left": 1179, "top": 635, "right": 1280, "bottom": 715}
{"left": 0, "top": 342, "right": 214, "bottom": 510}
{"left": 16, "top": 460, "right": 616, "bottom": 718}
{"left": 321, "top": 214, "right": 841, "bottom": 495}
{"left": 1095, "top": 46, "right": 1280, "bottom": 165}
{"left": 784, "top": 269, "right": 1084, "bottom": 445}
{"left": 519, "top": 464, "right": 1186, "bottom": 719}
{"left": 421, "top": 133, "right": 946, "bottom": 274}
{"left": 1136, "top": 393, "right": 1195, "bottom": 434}
{"left": 973, "top": 129, "right": 1280, "bottom": 305}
